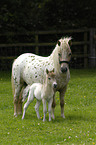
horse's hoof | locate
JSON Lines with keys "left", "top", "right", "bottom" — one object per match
{"left": 14, "top": 113, "right": 17, "bottom": 117}
{"left": 18, "top": 112, "right": 22, "bottom": 115}
{"left": 43, "top": 119, "right": 46, "bottom": 122}
{"left": 37, "top": 115, "right": 40, "bottom": 119}
{"left": 51, "top": 114, "right": 55, "bottom": 120}
{"left": 61, "top": 114, "right": 65, "bottom": 119}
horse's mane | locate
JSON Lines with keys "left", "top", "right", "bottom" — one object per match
{"left": 50, "top": 37, "right": 72, "bottom": 58}
{"left": 60, "top": 37, "right": 72, "bottom": 42}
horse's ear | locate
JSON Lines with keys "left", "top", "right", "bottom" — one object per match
{"left": 46, "top": 69, "right": 49, "bottom": 74}
{"left": 68, "top": 40, "right": 72, "bottom": 47}
{"left": 57, "top": 40, "right": 61, "bottom": 46}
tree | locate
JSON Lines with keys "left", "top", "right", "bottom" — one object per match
{"left": 0, "top": 0, "right": 96, "bottom": 33}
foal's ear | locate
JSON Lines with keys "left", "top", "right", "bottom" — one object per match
{"left": 46, "top": 69, "right": 49, "bottom": 74}
{"left": 57, "top": 40, "right": 61, "bottom": 46}
{"left": 68, "top": 40, "right": 72, "bottom": 47}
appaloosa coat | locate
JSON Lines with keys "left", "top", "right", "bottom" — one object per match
{"left": 12, "top": 37, "right": 72, "bottom": 118}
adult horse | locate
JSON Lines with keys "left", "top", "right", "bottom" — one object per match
{"left": 12, "top": 37, "right": 72, "bottom": 118}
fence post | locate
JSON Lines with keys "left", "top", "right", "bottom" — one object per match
{"left": 84, "top": 31, "right": 88, "bottom": 68}
{"left": 89, "top": 28, "right": 96, "bottom": 67}
{"left": 35, "top": 34, "right": 39, "bottom": 54}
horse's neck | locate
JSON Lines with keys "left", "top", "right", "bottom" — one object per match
{"left": 50, "top": 45, "right": 60, "bottom": 72}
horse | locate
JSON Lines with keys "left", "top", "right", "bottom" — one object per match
{"left": 22, "top": 69, "right": 57, "bottom": 121}
{"left": 12, "top": 37, "right": 72, "bottom": 118}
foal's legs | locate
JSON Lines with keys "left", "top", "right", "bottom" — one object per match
{"left": 22, "top": 90, "right": 34, "bottom": 119}
{"left": 35, "top": 100, "right": 41, "bottom": 119}
{"left": 42, "top": 99, "right": 47, "bottom": 122}
{"left": 48, "top": 98, "right": 53, "bottom": 121}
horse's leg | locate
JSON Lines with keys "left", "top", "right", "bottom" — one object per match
{"left": 48, "top": 98, "right": 53, "bottom": 121}
{"left": 60, "top": 86, "right": 67, "bottom": 118}
{"left": 17, "top": 87, "right": 24, "bottom": 115}
{"left": 35, "top": 100, "right": 41, "bottom": 119}
{"left": 22, "top": 90, "right": 34, "bottom": 119}
{"left": 14, "top": 97, "right": 18, "bottom": 117}
{"left": 17, "top": 94, "right": 22, "bottom": 115}
{"left": 11, "top": 75, "right": 18, "bottom": 117}
{"left": 14, "top": 86, "right": 21, "bottom": 117}
{"left": 42, "top": 99, "right": 47, "bottom": 122}
{"left": 52, "top": 94, "right": 56, "bottom": 119}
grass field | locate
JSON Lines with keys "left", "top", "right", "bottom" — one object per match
{"left": 0, "top": 69, "right": 96, "bottom": 145}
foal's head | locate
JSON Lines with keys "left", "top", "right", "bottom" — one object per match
{"left": 46, "top": 69, "right": 57, "bottom": 89}
{"left": 57, "top": 37, "right": 72, "bottom": 73}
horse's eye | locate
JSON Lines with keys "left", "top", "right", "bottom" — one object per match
{"left": 48, "top": 77, "right": 51, "bottom": 80}
{"left": 69, "top": 53, "right": 71, "bottom": 56}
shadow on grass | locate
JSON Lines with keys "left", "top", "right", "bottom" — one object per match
{"left": 14, "top": 111, "right": 95, "bottom": 124}
{"left": 52, "top": 113, "right": 94, "bottom": 123}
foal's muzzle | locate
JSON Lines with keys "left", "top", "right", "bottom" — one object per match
{"left": 53, "top": 83, "right": 57, "bottom": 89}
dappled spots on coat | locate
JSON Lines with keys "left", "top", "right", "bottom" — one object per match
{"left": 30, "top": 76, "right": 32, "bottom": 79}
{"left": 14, "top": 77, "right": 17, "bottom": 83}
{"left": 31, "top": 58, "right": 35, "bottom": 61}
{"left": 34, "top": 66, "right": 37, "bottom": 69}
{"left": 37, "top": 64, "right": 41, "bottom": 66}
{"left": 12, "top": 37, "right": 71, "bottom": 117}
{"left": 30, "top": 55, "right": 35, "bottom": 58}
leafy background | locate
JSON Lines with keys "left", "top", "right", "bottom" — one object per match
{"left": 0, "top": 0, "right": 96, "bottom": 33}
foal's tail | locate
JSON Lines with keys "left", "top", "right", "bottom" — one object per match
{"left": 22, "top": 85, "right": 30, "bottom": 102}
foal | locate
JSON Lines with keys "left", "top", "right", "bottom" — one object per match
{"left": 22, "top": 69, "right": 57, "bottom": 121}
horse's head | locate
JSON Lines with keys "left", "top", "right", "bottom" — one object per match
{"left": 57, "top": 37, "right": 72, "bottom": 73}
{"left": 46, "top": 69, "right": 57, "bottom": 89}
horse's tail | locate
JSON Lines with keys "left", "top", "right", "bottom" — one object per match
{"left": 11, "top": 74, "right": 15, "bottom": 97}
{"left": 11, "top": 60, "right": 16, "bottom": 97}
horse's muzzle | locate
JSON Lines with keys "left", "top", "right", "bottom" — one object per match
{"left": 61, "top": 67, "right": 68, "bottom": 73}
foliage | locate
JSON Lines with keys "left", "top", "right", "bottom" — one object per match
{"left": 0, "top": 0, "right": 96, "bottom": 33}
{"left": 0, "top": 69, "right": 96, "bottom": 144}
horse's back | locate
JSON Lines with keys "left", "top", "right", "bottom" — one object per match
{"left": 12, "top": 53, "right": 54, "bottom": 85}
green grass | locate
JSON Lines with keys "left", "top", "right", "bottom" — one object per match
{"left": 0, "top": 69, "right": 96, "bottom": 145}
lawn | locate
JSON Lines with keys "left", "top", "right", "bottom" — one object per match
{"left": 0, "top": 69, "right": 96, "bottom": 145}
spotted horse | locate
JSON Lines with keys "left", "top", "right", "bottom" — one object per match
{"left": 12, "top": 37, "right": 72, "bottom": 119}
